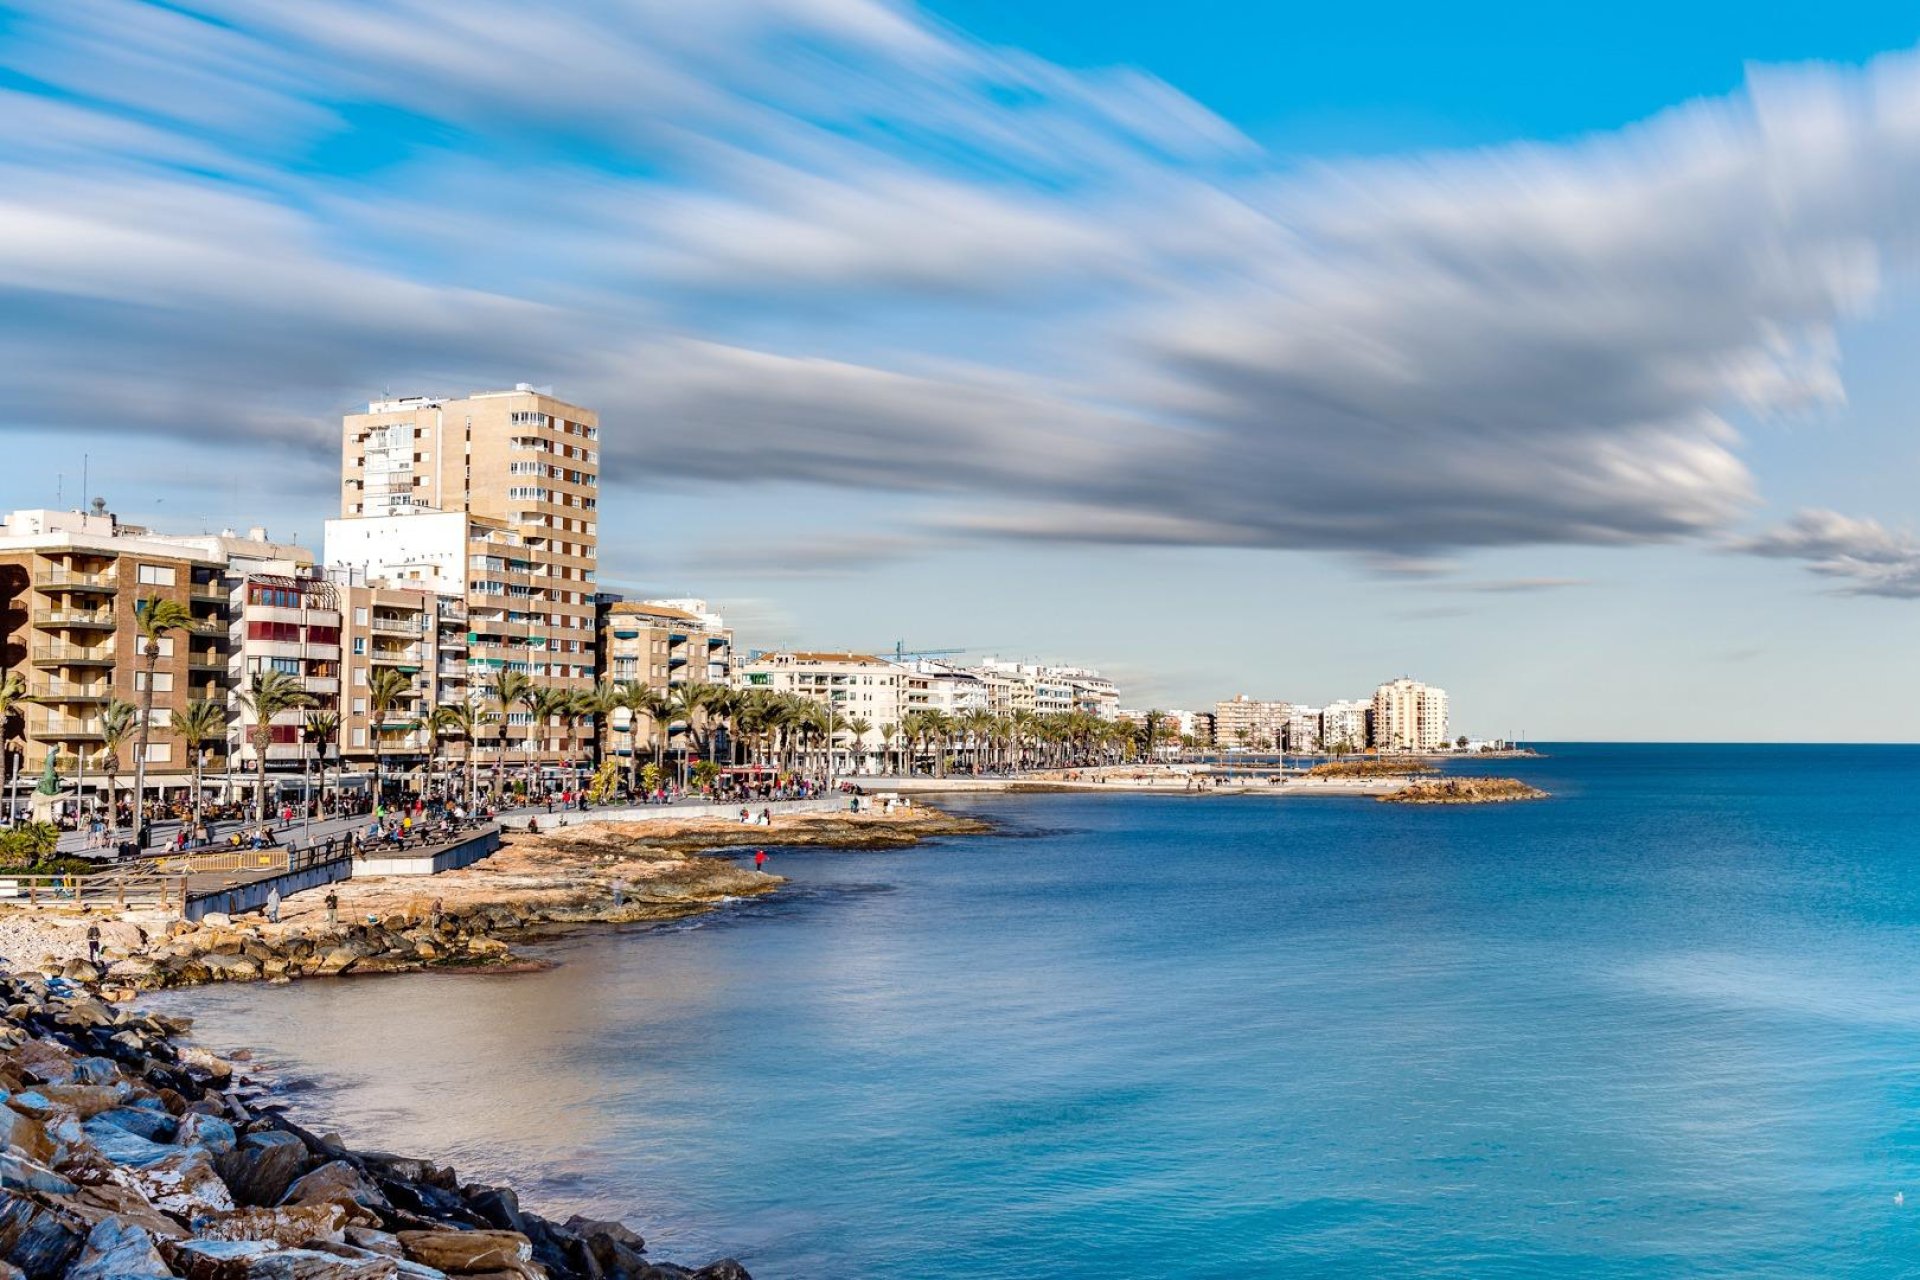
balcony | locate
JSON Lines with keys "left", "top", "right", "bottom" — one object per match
{"left": 191, "top": 582, "right": 228, "bottom": 602}
{"left": 370, "top": 649, "right": 424, "bottom": 669}
{"left": 33, "top": 568, "right": 117, "bottom": 593}
{"left": 30, "top": 644, "right": 114, "bottom": 667}
{"left": 28, "top": 717, "right": 105, "bottom": 742}
{"left": 31, "top": 608, "right": 115, "bottom": 630}
{"left": 26, "top": 681, "right": 110, "bottom": 703}
{"left": 187, "top": 651, "right": 226, "bottom": 672}
{"left": 188, "top": 616, "right": 227, "bottom": 635}
{"left": 371, "top": 617, "right": 422, "bottom": 636}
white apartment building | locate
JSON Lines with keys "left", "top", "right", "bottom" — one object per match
{"left": 1372, "top": 677, "right": 1450, "bottom": 751}
{"left": 1321, "top": 699, "right": 1371, "bottom": 753}
{"left": 975, "top": 659, "right": 1119, "bottom": 719}
{"left": 738, "top": 652, "right": 906, "bottom": 769}
{"left": 1284, "top": 706, "right": 1323, "bottom": 754}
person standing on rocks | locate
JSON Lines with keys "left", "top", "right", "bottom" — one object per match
{"left": 325, "top": 889, "right": 339, "bottom": 927}
{"left": 265, "top": 887, "right": 281, "bottom": 924}
{"left": 754, "top": 850, "right": 768, "bottom": 872}
{"left": 85, "top": 922, "right": 100, "bottom": 965}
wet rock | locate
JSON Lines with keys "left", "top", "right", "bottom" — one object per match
{"left": 283, "top": 1162, "right": 390, "bottom": 1219}
{"left": 80, "top": 1118, "right": 177, "bottom": 1168}
{"left": 396, "top": 1230, "right": 534, "bottom": 1276}
{"left": 690, "top": 1261, "right": 752, "bottom": 1280}
{"left": 217, "top": 1131, "right": 310, "bottom": 1207}
{"left": 0, "top": 1154, "right": 72, "bottom": 1197}
{"left": 92, "top": 1106, "right": 177, "bottom": 1142}
{"left": 177, "top": 1112, "right": 239, "bottom": 1155}
{"left": 463, "top": 1188, "right": 523, "bottom": 1234}
{"left": 179, "top": 1047, "right": 236, "bottom": 1082}
{"left": 65, "top": 1216, "right": 172, "bottom": 1280}
{"left": 0, "top": 1187, "right": 84, "bottom": 1280}
{"left": 195, "top": 1203, "right": 348, "bottom": 1249}
{"left": 128, "top": 1147, "right": 234, "bottom": 1219}
{"left": 171, "top": 1238, "right": 399, "bottom": 1280}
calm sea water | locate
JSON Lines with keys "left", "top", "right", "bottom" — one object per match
{"left": 163, "top": 745, "right": 1920, "bottom": 1278}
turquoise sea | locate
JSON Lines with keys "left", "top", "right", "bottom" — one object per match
{"left": 168, "top": 745, "right": 1920, "bottom": 1277}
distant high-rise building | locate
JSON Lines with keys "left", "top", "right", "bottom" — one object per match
{"left": 1320, "top": 699, "right": 1371, "bottom": 753}
{"left": 328, "top": 386, "right": 601, "bottom": 770}
{"left": 1212, "top": 694, "right": 1290, "bottom": 750}
{"left": 1371, "top": 678, "right": 1449, "bottom": 751}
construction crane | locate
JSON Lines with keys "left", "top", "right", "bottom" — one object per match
{"left": 882, "top": 641, "right": 967, "bottom": 664}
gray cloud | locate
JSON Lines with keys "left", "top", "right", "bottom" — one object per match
{"left": 1736, "top": 508, "right": 1920, "bottom": 597}
{"left": 1435, "top": 578, "right": 1593, "bottom": 594}
{"left": 4, "top": 2, "right": 1920, "bottom": 561}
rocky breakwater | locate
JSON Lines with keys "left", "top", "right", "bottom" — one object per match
{"left": 614, "top": 805, "right": 994, "bottom": 854}
{"left": 1379, "top": 777, "right": 1549, "bottom": 805}
{"left": 61, "top": 838, "right": 781, "bottom": 995}
{"left": 0, "top": 971, "right": 748, "bottom": 1280}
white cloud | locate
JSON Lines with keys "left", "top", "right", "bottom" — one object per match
{"left": 1737, "top": 509, "right": 1920, "bottom": 598}
{"left": 4, "top": 1, "right": 1920, "bottom": 560}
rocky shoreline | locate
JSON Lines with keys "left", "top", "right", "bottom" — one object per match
{"left": 0, "top": 968, "right": 749, "bottom": 1280}
{"left": 1379, "top": 777, "right": 1549, "bottom": 804}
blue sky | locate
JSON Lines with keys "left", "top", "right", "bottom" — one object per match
{"left": 4, "top": 1, "right": 1920, "bottom": 739}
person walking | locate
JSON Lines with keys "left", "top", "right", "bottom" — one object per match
{"left": 85, "top": 923, "right": 100, "bottom": 966}
{"left": 265, "top": 887, "right": 281, "bottom": 924}
{"left": 753, "top": 849, "right": 768, "bottom": 872}
{"left": 324, "top": 889, "right": 338, "bottom": 927}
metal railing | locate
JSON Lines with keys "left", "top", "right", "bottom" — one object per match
{"left": 35, "top": 569, "right": 117, "bottom": 590}
{"left": 26, "top": 681, "right": 110, "bottom": 702}
{"left": 30, "top": 643, "right": 114, "bottom": 664}
{"left": 31, "top": 609, "right": 115, "bottom": 628}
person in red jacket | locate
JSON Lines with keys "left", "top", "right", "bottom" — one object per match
{"left": 754, "top": 849, "right": 767, "bottom": 871}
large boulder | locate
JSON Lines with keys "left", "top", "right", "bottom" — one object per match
{"left": 80, "top": 1118, "right": 176, "bottom": 1168}
{"left": 95, "top": 923, "right": 146, "bottom": 955}
{"left": 0, "top": 1154, "right": 73, "bottom": 1197}
{"left": 63, "top": 1175, "right": 187, "bottom": 1241}
{"left": 0, "top": 1108, "right": 56, "bottom": 1165}
{"left": 396, "top": 1231, "right": 534, "bottom": 1277}
{"left": 217, "top": 1132, "right": 311, "bottom": 1207}
{"left": 65, "top": 1216, "right": 172, "bottom": 1280}
{"left": 34, "top": 1085, "right": 128, "bottom": 1119}
{"left": 0, "top": 1188, "right": 84, "bottom": 1280}
{"left": 127, "top": 1147, "right": 234, "bottom": 1220}
{"left": 177, "top": 1113, "right": 239, "bottom": 1155}
{"left": 195, "top": 1203, "right": 348, "bottom": 1249}
{"left": 91, "top": 1107, "right": 177, "bottom": 1143}
{"left": 283, "top": 1162, "right": 390, "bottom": 1220}
{"left": 170, "top": 1239, "right": 399, "bottom": 1280}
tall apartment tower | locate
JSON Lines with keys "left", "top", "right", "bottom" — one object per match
{"left": 330, "top": 386, "right": 601, "bottom": 768}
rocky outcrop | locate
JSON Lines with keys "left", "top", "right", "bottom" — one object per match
{"left": 1379, "top": 777, "right": 1548, "bottom": 804}
{"left": 0, "top": 972, "right": 748, "bottom": 1280}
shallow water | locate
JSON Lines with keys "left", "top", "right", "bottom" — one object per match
{"left": 162, "top": 745, "right": 1920, "bottom": 1277}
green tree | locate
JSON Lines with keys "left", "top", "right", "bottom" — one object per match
{"left": 233, "top": 670, "right": 314, "bottom": 821}
{"left": 0, "top": 670, "right": 27, "bottom": 821}
{"left": 303, "top": 710, "right": 339, "bottom": 814}
{"left": 96, "top": 699, "right": 139, "bottom": 837}
{"left": 485, "top": 670, "right": 533, "bottom": 797}
{"left": 367, "top": 667, "right": 417, "bottom": 805}
{"left": 431, "top": 701, "right": 481, "bottom": 808}
{"left": 130, "top": 594, "right": 193, "bottom": 836}
{"left": 171, "top": 699, "right": 228, "bottom": 825}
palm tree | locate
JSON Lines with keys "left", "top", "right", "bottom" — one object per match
{"left": 485, "top": 670, "right": 533, "bottom": 799}
{"left": 432, "top": 701, "right": 481, "bottom": 808}
{"left": 843, "top": 716, "right": 873, "bottom": 775}
{"left": 96, "top": 699, "right": 139, "bottom": 837}
{"left": 614, "top": 682, "right": 666, "bottom": 795}
{"left": 0, "top": 671, "right": 27, "bottom": 822}
{"left": 303, "top": 710, "right": 339, "bottom": 816}
{"left": 367, "top": 667, "right": 416, "bottom": 807}
{"left": 523, "top": 686, "right": 573, "bottom": 795}
{"left": 1142, "top": 709, "right": 1164, "bottom": 762}
{"left": 877, "top": 721, "right": 898, "bottom": 775}
{"left": 426, "top": 703, "right": 466, "bottom": 801}
{"left": 171, "top": 699, "right": 228, "bottom": 826}
{"left": 130, "top": 594, "right": 192, "bottom": 836}
{"left": 233, "top": 670, "right": 314, "bottom": 821}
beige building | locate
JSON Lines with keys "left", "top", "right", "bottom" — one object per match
{"left": 1371, "top": 678, "right": 1450, "bottom": 751}
{"left": 1212, "top": 695, "right": 1290, "bottom": 750}
{"left": 598, "top": 598, "right": 734, "bottom": 764}
{"left": 0, "top": 506, "right": 313, "bottom": 811}
{"left": 330, "top": 386, "right": 601, "bottom": 769}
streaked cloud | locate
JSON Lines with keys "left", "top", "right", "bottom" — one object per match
{"left": 2, "top": 1, "right": 1918, "bottom": 559}
{"left": 1736, "top": 509, "right": 1920, "bottom": 598}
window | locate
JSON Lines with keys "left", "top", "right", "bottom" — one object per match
{"left": 136, "top": 564, "right": 177, "bottom": 587}
{"left": 153, "top": 638, "right": 175, "bottom": 659}
{"left": 353, "top": 668, "right": 367, "bottom": 687}
{"left": 134, "top": 671, "right": 174, "bottom": 693}
{"left": 353, "top": 699, "right": 367, "bottom": 714}
{"left": 146, "top": 709, "right": 168, "bottom": 727}
{"left": 354, "top": 608, "right": 368, "bottom": 625}
{"left": 141, "top": 743, "right": 172, "bottom": 764}
{"left": 352, "top": 728, "right": 367, "bottom": 747}
{"left": 352, "top": 637, "right": 365, "bottom": 655}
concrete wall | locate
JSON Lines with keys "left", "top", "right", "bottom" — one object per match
{"left": 498, "top": 796, "right": 842, "bottom": 829}
{"left": 356, "top": 827, "right": 501, "bottom": 877}
{"left": 185, "top": 857, "right": 353, "bottom": 922}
